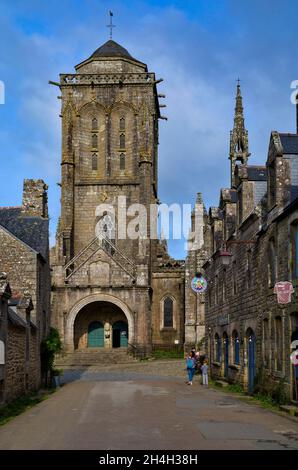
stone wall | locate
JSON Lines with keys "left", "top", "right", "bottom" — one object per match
{"left": 152, "top": 271, "right": 185, "bottom": 347}
{"left": 0, "top": 227, "right": 50, "bottom": 338}
{"left": 0, "top": 229, "right": 37, "bottom": 316}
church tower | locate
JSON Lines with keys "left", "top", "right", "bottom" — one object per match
{"left": 51, "top": 39, "right": 162, "bottom": 354}
{"left": 229, "top": 82, "right": 250, "bottom": 187}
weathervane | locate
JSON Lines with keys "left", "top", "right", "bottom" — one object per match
{"left": 107, "top": 11, "right": 115, "bottom": 40}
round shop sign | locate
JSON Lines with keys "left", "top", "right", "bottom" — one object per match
{"left": 191, "top": 273, "right": 207, "bottom": 293}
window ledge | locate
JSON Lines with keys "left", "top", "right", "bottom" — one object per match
{"left": 229, "top": 364, "right": 240, "bottom": 370}
{"left": 160, "top": 327, "right": 176, "bottom": 332}
{"left": 272, "top": 370, "right": 285, "bottom": 379}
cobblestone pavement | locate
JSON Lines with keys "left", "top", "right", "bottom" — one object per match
{"left": 0, "top": 360, "right": 298, "bottom": 450}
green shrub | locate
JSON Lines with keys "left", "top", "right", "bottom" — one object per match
{"left": 40, "top": 328, "right": 62, "bottom": 386}
{"left": 254, "top": 369, "right": 287, "bottom": 405}
{"left": 152, "top": 349, "right": 184, "bottom": 359}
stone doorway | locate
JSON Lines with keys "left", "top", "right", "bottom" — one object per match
{"left": 74, "top": 301, "right": 129, "bottom": 350}
{"left": 112, "top": 321, "right": 128, "bottom": 348}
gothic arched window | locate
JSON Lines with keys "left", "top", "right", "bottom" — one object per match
{"left": 119, "top": 133, "right": 125, "bottom": 149}
{"left": 163, "top": 297, "right": 173, "bottom": 328}
{"left": 214, "top": 333, "right": 221, "bottom": 362}
{"left": 275, "top": 316, "right": 282, "bottom": 371}
{"left": 263, "top": 318, "right": 270, "bottom": 367}
{"left": 215, "top": 333, "right": 221, "bottom": 362}
{"left": 119, "top": 117, "right": 125, "bottom": 131}
{"left": 120, "top": 153, "right": 125, "bottom": 171}
{"left": 232, "top": 330, "right": 240, "bottom": 365}
{"left": 92, "top": 153, "right": 98, "bottom": 171}
{"left": 92, "top": 117, "right": 98, "bottom": 130}
{"left": 268, "top": 238, "right": 276, "bottom": 287}
{"left": 92, "top": 133, "right": 98, "bottom": 149}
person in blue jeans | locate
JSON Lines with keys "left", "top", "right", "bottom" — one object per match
{"left": 186, "top": 351, "right": 196, "bottom": 385}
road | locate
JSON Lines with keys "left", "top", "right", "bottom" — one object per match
{"left": 0, "top": 361, "right": 298, "bottom": 450}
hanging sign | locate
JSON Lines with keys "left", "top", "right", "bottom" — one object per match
{"left": 191, "top": 273, "right": 208, "bottom": 293}
{"left": 274, "top": 281, "right": 294, "bottom": 304}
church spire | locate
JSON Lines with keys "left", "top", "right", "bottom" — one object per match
{"left": 229, "top": 80, "right": 250, "bottom": 187}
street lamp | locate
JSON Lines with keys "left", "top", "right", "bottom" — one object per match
{"left": 218, "top": 250, "right": 232, "bottom": 266}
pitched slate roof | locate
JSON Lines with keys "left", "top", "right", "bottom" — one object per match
{"left": 0, "top": 207, "right": 48, "bottom": 260}
{"left": 8, "top": 305, "right": 37, "bottom": 329}
{"left": 7, "top": 306, "right": 27, "bottom": 328}
{"left": 279, "top": 133, "right": 298, "bottom": 154}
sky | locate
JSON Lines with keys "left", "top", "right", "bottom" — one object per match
{"left": 0, "top": 0, "right": 298, "bottom": 259}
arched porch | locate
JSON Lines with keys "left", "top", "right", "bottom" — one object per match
{"left": 65, "top": 293, "right": 134, "bottom": 351}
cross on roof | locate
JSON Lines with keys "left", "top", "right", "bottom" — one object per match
{"left": 107, "top": 11, "right": 116, "bottom": 40}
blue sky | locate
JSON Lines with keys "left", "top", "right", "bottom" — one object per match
{"left": 0, "top": 0, "right": 298, "bottom": 259}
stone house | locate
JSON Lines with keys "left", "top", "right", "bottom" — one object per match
{"left": 0, "top": 179, "right": 51, "bottom": 401}
{"left": 189, "top": 83, "right": 298, "bottom": 399}
{"left": 50, "top": 40, "right": 185, "bottom": 358}
{"left": 0, "top": 273, "right": 39, "bottom": 404}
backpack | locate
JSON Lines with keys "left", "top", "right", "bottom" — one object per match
{"left": 186, "top": 357, "right": 194, "bottom": 368}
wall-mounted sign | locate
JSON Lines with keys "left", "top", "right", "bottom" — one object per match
{"left": 274, "top": 281, "right": 294, "bottom": 304}
{"left": 191, "top": 273, "right": 207, "bottom": 293}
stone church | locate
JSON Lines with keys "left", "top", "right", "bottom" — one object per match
{"left": 51, "top": 40, "right": 186, "bottom": 356}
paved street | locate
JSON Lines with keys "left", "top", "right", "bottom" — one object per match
{"left": 0, "top": 360, "right": 298, "bottom": 450}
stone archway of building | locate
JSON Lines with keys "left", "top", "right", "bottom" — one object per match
{"left": 66, "top": 293, "right": 134, "bottom": 351}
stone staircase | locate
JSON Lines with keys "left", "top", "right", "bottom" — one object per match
{"left": 54, "top": 348, "right": 139, "bottom": 367}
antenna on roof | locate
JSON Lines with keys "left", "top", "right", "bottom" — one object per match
{"left": 107, "top": 11, "right": 115, "bottom": 40}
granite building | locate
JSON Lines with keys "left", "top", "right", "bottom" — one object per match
{"left": 0, "top": 180, "right": 50, "bottom": 402}
{"left": 191, "top": 83, "right": 298, "bottom": 399}
{"left": 51, "top": 40, "right": 185, "bottom": 358}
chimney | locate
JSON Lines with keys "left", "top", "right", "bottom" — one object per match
{"left": 21, "top": 179, "right": 48, "bottom": 218}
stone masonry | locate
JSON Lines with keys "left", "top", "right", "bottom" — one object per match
{"left": 51, "top": 40, "right": 185, "bottom": 356}
{"left": 188, "top": 83, "right": 298, "bottom": 399}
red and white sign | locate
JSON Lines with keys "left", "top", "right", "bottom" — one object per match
{"left": 274, "top": 281, "right": 294, "bottom": 304}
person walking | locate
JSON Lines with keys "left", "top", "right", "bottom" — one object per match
{"left": 186, "top": 351, "right": 196, "bottom": 385}
{"left": 201, "top": 360, "right": 209, "bottom": 386}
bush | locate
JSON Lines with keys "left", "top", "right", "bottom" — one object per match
{"left": 40, "top": 328, "right": 62, "bottom": 387}
{"left": 254, "top": 369, "right": 287, "bottom": 406}
{"left": 152, "top": 349, "right": 184, "bottom": 359}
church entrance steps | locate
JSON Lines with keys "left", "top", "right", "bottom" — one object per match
{"left": 54, "top": 347, "right": 139, "bottom": 367}
{"left": 64, "top": 236, "right": 136, "bottom": 281}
